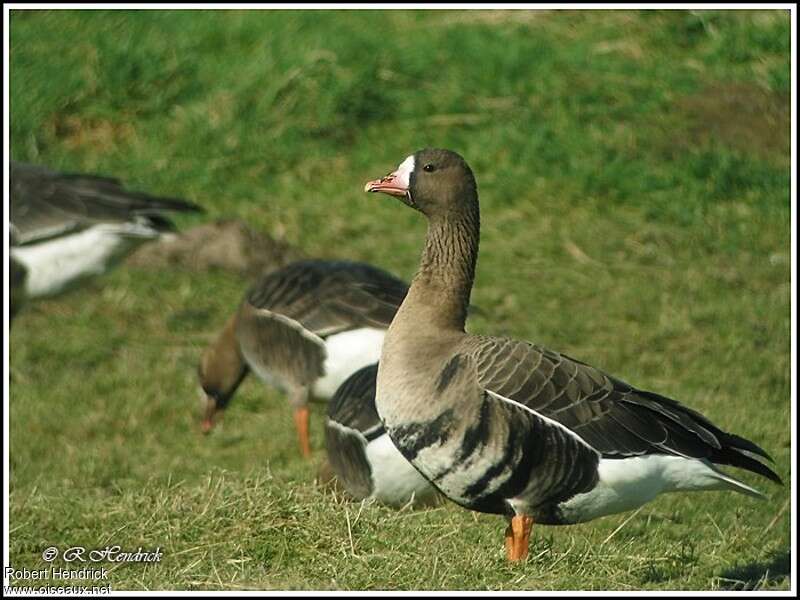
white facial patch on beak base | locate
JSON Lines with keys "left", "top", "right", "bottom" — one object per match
{"left": 394, "top": 155, "right": 415, "bottom": 190}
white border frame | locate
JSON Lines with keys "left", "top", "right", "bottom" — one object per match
{"left": 3, "top": 3, "right": 796, "bottom": 596}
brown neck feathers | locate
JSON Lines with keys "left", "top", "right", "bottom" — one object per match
{"left": 407, "top": 205, "right": 480, "bottom": 332}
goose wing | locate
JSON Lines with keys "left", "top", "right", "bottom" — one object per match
{"left": 246, "top": 260, "right": 408, "bottom": 338}
{"left": 10, "top": 161, "right": 202, "bottom": 245}
{"left": 324, "top": 364, "right": 383, "bottom": 500}
{"left": 462, "top": 336, "right": 780, "bottom": 483}
{"left": 327, "top": 363, "right": 382, "bottom": 436}
{"left": 235, "top": 301, "right": 327, "bottom": 389}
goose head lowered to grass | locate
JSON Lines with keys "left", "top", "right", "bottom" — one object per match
{"left": 365, "top": 148, "right": 782, "bottom": 562}
{"left": 198, "top": 259, "right": 409, "bottom": 458}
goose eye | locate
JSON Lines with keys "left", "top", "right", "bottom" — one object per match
{"left": 423, "top": 163, "right": 435, "bottom": 172}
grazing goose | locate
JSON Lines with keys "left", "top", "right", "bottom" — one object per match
{"left": 198, "top": 259, "right": 408, "bottom": 457}
{"left": 365, "top": 149, "right": 782, "bottom": 561}
{"left": 10, "top": 160, "right": 203, "bottom": 303}
{"left": 324, "top": 363, "right": 437, "bottom": 506}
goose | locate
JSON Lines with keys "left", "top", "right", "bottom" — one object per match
{"left": 324, "top": 363, "right": 437, "bottom": 506}
{"left": 364, "top": 148, "right": 782, "bottom": 561}
{"left": 9, "top": 160, "right": 203, "bottom": 305}
{"left": 198, "top": 259, "right": 408, "bottom": 457}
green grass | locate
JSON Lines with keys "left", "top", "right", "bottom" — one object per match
{"left": 8, "top": 8, "right": 792, "bottom": 591}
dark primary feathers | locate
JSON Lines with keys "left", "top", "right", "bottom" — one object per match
{"left": 10, "top": 160, "right": 203, "bottom": 245}
{"left": 464, "top": 336, "right": 782, "bottom": 484}
{"left": 246, "top": 259, "right": 409, "bottom": 338}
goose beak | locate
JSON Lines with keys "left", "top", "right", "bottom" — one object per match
{"left": 364, "top": 171, "right": 408, "bottom": 197}
{"left": 201, "top": 396, "right": 218, "bottom": 434}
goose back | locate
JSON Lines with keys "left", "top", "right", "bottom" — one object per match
{"left": 245, "top": 259, "right": 408, "bottom": 337}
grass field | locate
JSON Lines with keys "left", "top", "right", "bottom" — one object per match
{"left": 7, "top": 8, "right": 793, "bottom": 591}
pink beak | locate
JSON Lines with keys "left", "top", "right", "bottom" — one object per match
{"left": 364, "top": 170, "right": 409, "bottom": 198}
{"left": 201, "top": 396, "right": 219, "bottom": 434}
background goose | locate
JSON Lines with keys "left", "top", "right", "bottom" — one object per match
{"left": 198, "top": 259, "right": 408, "bottom": 457}
{"left": 324, "top": 363, "right": 437, "bottom": 506}
{"left": 365, "top": 148, "right": 782, "bottom": 561}
{"left": 10, "top": 160, "right": 203, "bottom": 307}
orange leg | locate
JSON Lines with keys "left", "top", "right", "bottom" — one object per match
{"left": 505, "top": 514, "right": 535, "bottom": 561}
{"left": 293, "top": 406, "right": 311, "bottom": 458}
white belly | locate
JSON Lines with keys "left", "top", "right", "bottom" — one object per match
{"left": 365, "top": 434, "right": 436, "bottom": 506}
{"left": 556, "top": 454, "right": 759, "bottom": 524}
{"left": 313, "top": 328, "right": 386, "bottom": 399}
{"left": 11, "top": 224, "right": 156, "bottom": 298}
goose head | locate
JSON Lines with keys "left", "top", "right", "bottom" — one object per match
{"left": 365, "top": 148, "right": 477, "bottom": 219}
{"left": 197, "top": 317, "right": 248, "bottom": 433}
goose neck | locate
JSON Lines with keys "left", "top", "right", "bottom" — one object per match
{"left": 405, "top": 210, "right": 480, "bottom": 332}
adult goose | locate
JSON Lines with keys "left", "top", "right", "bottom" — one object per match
{"left": 10, "top": 160, "right": 203, "bottom": 304}
{"left": 324, "top": 363, "right": 437, "bottom": 506}
{"left": 365, "top": 149, "right": 781, "bottom": 561}
{"left": 198, "top": 259, "right": 408, "bottom": 457}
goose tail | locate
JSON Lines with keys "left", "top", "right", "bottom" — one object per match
{"left": 705, "top": 462, "right": 768, "bottom": 500}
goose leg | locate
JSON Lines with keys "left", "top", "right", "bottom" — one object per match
{"left": 289, "top": 387, "right": 312, "bottom": 458}
{"left": 505, "top": 514, "right": 534, "bottom": 561}
{"left": 293, "top": 406, "right": 311, "bottom": 458}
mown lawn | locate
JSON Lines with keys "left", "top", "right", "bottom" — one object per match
{"left": 7, "top": 8, "right": 793, "bottom": 591}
